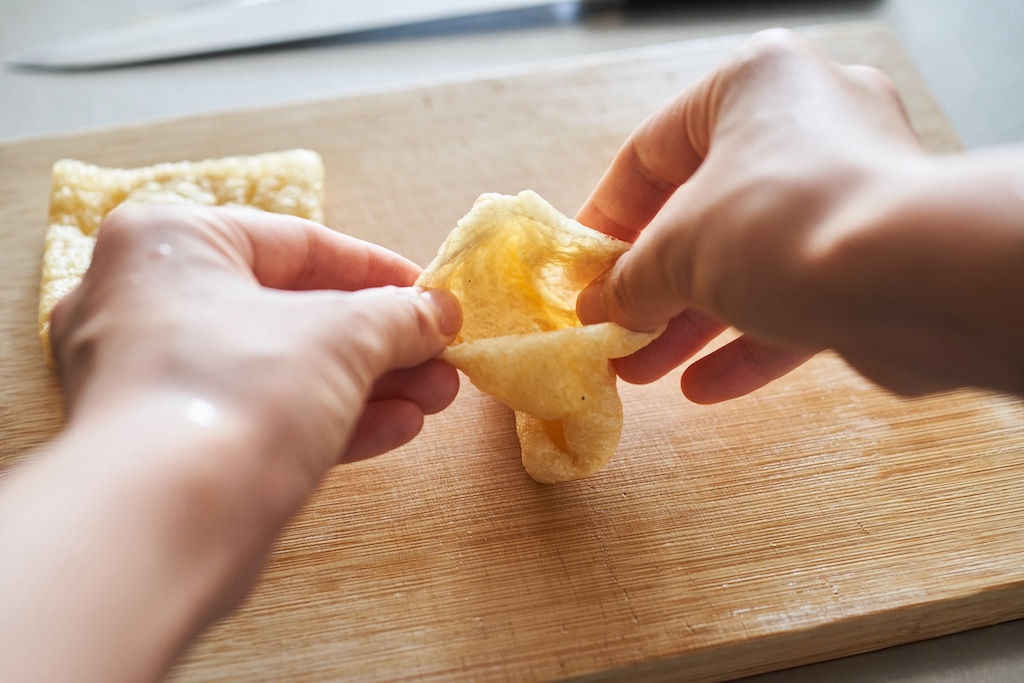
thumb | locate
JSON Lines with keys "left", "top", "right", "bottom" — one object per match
{"left": 338, "top": 286, "right": 462, "bottom": 378}
{"left": 601, "top": 204, "right": 698, "bottom": 333}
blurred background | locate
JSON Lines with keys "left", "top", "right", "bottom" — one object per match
{"left": 2, "top": 0, "right": 1023, "bottom": 148}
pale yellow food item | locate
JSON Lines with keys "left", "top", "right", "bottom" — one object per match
{"left": 417, "top": 191, "right": 658, "bottom": 483}
{"left": 38, "top": 149, "right": 325, "bottom": 366}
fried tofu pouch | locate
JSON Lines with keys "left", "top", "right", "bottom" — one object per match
{"left": 38, "top": 149, "right": 325, "bottom": 366}
{"left": 417, "top": 191, "right": 659, "bottom": 483}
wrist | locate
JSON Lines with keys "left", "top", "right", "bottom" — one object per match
{"left": 0, "top": 390, "right": 315, "bottom": 682}
{"left": 62, "top": 387, "right": 314, "bottom": 525}
{"left": 811, "top": 151, "right": 1024, "bottom": 394}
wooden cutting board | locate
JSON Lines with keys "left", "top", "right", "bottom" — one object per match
{"left": 2, "top": 21, "right": 1023, "bottom": 682}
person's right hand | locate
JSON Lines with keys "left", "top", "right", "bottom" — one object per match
{"left": 577, "top": 29, "right": 935, "bottom": 402}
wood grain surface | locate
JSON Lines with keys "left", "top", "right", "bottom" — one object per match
{"left": 2, "top": 21, "right": 1023, "bottom": 682}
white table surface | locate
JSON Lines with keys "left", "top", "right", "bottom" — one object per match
{"left": 3, "top": 1, "right": 1024, "bottom": 681}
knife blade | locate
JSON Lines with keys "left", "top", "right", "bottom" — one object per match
{"left": 7, "top": 0, "right": 604, "bottom": 70}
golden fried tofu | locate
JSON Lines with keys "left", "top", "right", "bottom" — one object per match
{"left": 38, "top": 149, "right": 324, "bottom": 366}
{"left": 417, "top": 191, "right": 658, "bottom": 483}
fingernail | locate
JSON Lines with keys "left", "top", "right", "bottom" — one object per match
{"left": 576, "top": 275, "right": 610, "bottom": 324}
{"left": 419, "top": 288, "right": 463, "bottom": 337}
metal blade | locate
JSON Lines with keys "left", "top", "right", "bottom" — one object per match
{"left": 7, "top": 0, "right": 571, "bottom": 70}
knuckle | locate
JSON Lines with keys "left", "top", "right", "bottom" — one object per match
{"left": 740, "top": 342, "right": 776, "bottom": 382}
{"left": 607, "top": 265, "right": 641, "bottom": 322}
{"left": 95, "top": 206, "right": 138, "bottom": 246}
{"left": 94, "top": 204, "right": 172, "bottom": 259}
{"left": 716, "top": 29, "right": 824, "bottom": 112}
{"left": 846, "top": 63, "right": 904, "bottom": 105}
{"left": 860, "top": 66, "right": 909, "bottom": 111}
{"left": 735, "top": 28, "right": 810, "bottom": 71}
{"left": 846, "top": 63, "right": 894, "bottom": 89}
{"left": 606, "top": 232, "right": 691, "bottom": 332}
{"left": 391, "top": 287, "right": 440, "bottom": 343}
{"left": 336, "top": 288, "right": 440, "bottom": 372}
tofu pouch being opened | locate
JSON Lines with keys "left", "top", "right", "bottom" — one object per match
{"left": 417, "top": 191, "right": 659, "bottom": 483}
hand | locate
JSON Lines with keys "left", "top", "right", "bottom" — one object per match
{"left": 577, "top": 29, "right": 930, "bottom": 402}
{"left": 52, "top": 203, "right": 462, "bottom": 468}
{"left": 1, "top": 204, "right": 461, "bottom": 682}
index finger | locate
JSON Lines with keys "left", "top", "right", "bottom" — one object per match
{"left": 212, "top": 206, "right": 422, "bottom": 292}
{"left": 575, "top": 76, "right": 718, "bottom": 241}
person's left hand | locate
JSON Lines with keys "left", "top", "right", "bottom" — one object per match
{"left": 1, "top": 204, "right": 461, "bottom": 683}
{"left": 51, "top": 203, "right": 462, "bottom": 473}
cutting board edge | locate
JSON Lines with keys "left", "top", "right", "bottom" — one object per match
{"left": 565, "top": 580, "right": 1024, "bottom": 682}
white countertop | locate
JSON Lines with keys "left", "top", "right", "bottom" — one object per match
{"left": 3, "top": 1, "right": 1024, "bottom": 681}
{"left": 4, "top": 0, "right": 1024, "bottom": 148}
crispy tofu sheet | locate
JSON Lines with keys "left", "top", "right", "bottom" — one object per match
{"left": 417, "top": 191, "right": 659, "bottom": 483}
{"left": 38, "top": 150, "right": 325, "bottom": 366}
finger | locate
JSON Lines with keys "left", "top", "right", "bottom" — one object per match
{"left": 48, "top": 286, "right": 87, "bottom": 398}
{"left": 841, "top": 64, "right": 923, "bottom": 152}
{"left": 341, "top": 399, "right": 425, "bottom": 463}
{"left": 580, "top": 276, "right": 729, "bottom": 385}
{"left": 324, "top": 290, "right": 462, "bottom": 463}
{"left": 575, "top": 66, "right": 719, "bottom": 241}
{"left": 599, "top": 185, "right": 704, "bottom": 332}
{"left": 576, "top": 274, "right": 611, "bottom": 325}
{"left": 680, "top": 336, "right": 814, "bottom": 404}
{"left": 110, "top": 204, "right": 422, "bottom": 293}
{"left": 613, "top": 309, "right": 728, "bottom": 385}
{"left": 326, "top": 287, "right": 462, "bottom": 381}
{"left": 214, "top": 206, "right": 424, "bottom": 291}
{"left": 369, "top": 360, "right": 460, "bottom": 415}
